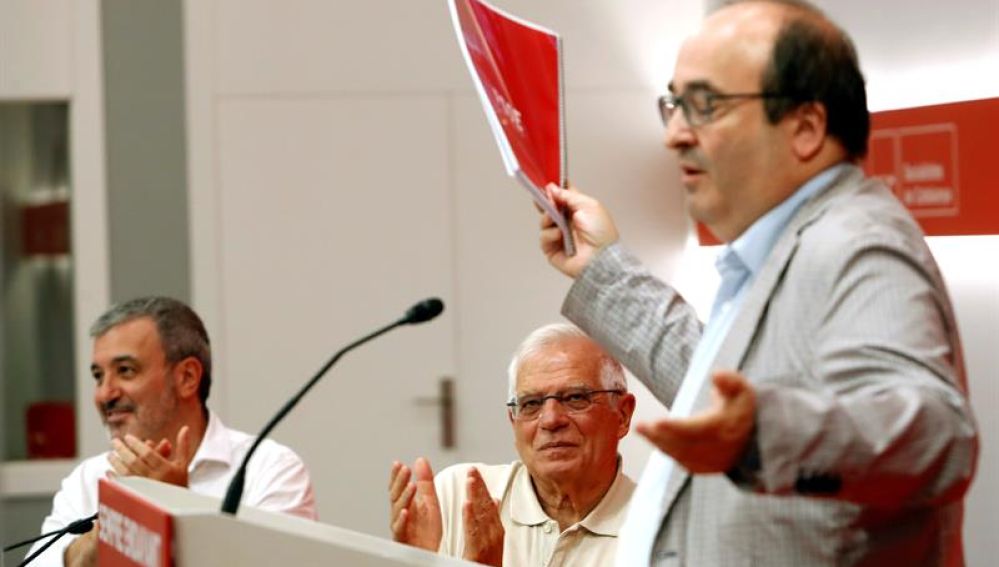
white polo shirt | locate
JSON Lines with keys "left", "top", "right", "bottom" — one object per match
{"left": 435, "top": 460, "right": 634, "bottom": 567}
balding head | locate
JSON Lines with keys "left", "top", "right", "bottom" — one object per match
{"left": 711, "top": 0, "right": 869, "bottom": 159}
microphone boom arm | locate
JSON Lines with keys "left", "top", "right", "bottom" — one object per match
{"left": 5, "top": 513, "right": 98, "bottom": 567}
{"left": 221, "top": 298, "right": 443, "bottom": 516}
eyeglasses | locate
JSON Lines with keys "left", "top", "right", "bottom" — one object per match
{"left": 506, "top": 388, "right": 623, "bottom": 420}
{"left": 658, "top": 86, "right": 788, "bottom": 127}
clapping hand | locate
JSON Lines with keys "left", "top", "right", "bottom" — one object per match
{"left": 389, "top": 457, "right": 443, "bottom": 551}
{"left": 108, "top": 425, "right": 193, "bottom": 487}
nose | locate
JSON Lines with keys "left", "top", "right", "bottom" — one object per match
{"left": 95, "top": 375, "right": 119, "bottom": 406}
{"left": 663, "top": 109, "right": 695, "bottom": 151}
{"left": 537, "top": 398, "right": 570, "bottom": 429}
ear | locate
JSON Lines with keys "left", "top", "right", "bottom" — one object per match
{"left": 616, "top": 393, "right": 637, "bottom": 439}
{"left": 788, "top": 101, "right": 828, "bottom": 162}
{"left": 172, "top": 356, "right": 203, "bottom": 401}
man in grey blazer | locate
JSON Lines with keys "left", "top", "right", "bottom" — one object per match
{"left": 537, "top": 0, "right": 978, "bottom": 565}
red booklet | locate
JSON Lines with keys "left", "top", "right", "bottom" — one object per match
{"left": 449, "top": 0, "right": 575, "bottom": 256}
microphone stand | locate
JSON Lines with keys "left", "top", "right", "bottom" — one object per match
{"left": 4, "top": 513, "right": 98, "bottom": 567}
{"left": 220, "top": 298, "right": 443, "bottom": 516}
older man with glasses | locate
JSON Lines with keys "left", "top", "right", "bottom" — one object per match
{"left": 388, "top": 323, "right": 636, "bottom": 566}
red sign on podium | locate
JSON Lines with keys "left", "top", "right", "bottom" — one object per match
{"left": 97, "top": 478, "right": 173, "bottom": 567}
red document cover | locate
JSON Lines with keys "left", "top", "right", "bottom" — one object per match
{"left": 449, "top": 0, "right": 576, "bottom": 255}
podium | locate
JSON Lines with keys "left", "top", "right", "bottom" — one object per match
{"left": 97, "top": 477, "right": 474, "bottom": 566}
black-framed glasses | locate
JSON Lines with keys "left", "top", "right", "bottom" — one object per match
{"left": 506, "top": 388, "right": 623, "bottom": 420}
{"left": 658, "top": 86, "right": 788, "bottom": 127}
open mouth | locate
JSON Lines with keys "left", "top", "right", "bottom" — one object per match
{"left": 679, "top": 164, "right": 705, "bottom": 183}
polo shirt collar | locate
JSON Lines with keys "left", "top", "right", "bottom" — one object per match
{"left": 509, "top": 463, "right": 549, "bottom": 526}
{"left": 509, "top": 460, "right": 629, "bottom": 537}
{"left": 577, "top": 465, "right": 630, "bottom": 537}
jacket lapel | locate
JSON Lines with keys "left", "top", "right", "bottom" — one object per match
{"left": 659, "top": 165, "right": 863, "bottom": 515}
{"left": 695, "top": 165, "right": 861, "bottom": 407}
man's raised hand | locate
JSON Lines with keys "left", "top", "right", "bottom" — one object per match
{"left": 461, "top": 467, "right": 504, "bottom": 566}
{"left": 389, "top": 457, "right": 443, "bottom": 551}
{"left": 107, "top": 425, "right": 193, "bottom": 487}
{"left": 539, "top": 183, "right": 619, "bottom": 278}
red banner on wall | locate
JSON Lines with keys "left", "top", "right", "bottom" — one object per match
{"left": 696, "top": 97, "right": 999, "bottom": 245}
{"left": 865, "top": 97, "right": 999, "bottom": 237}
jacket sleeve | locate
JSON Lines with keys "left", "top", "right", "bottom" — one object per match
{"left": 562, "top": 243, "right": 703, "bottom": 408}
{"left": 740, "top": 228, "right": 977, "bottom": 509}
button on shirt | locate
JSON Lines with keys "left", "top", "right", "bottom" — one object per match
{"left": 616, "top": 164, "right": 845, "bottom": 566}
{"left": 435, "top": 460, "right": 635, "bottom": 567}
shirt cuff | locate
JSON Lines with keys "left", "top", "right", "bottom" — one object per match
{"left": 726, "top": 421, "right": 763, "bottom": 490}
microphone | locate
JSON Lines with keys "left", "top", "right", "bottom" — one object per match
{"left": 220, "top": 297, "right": 445, "bottom": 516}
{"left": 4, "top": 513, "right": 98, "bottom": 566}
{"left": 403, "top": 298, "right": 444, "bottom": 324}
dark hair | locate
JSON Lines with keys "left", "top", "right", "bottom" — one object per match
{"left": 762, "top": 17, "right": 870, "bottom": 159}
{"left": 716, "top": 0, "right": 870, "bottom": 159}
{"left": 90, "top": 296, "right": 212, "bottom": 407}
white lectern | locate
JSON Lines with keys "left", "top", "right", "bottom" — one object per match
{"left": 97, "top": 477, "right": 474, "bottom": 567}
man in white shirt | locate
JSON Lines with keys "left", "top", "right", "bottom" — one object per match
{"left": 389, "top": 323, "right": 636, "bottom": 566}
{"left": 29, "top": 296, "right": 317, "bottom": 567}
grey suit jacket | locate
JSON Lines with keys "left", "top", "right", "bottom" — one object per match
{"left": 563, "top": 165, "right": 978, "bottom": 566}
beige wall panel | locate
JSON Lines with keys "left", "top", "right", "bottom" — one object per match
{"left": 0, "top": 0, "right": 73, "bottom": 98}
{"left": 504, "top": 0, "right": 702, "bottom": 90}
{"left": 212, "top": 0, "right": 702, "bottom": 96}
{"left": 214, "top": 0, "right": 463, "bottom": 94}
{"left": 214, "top": 95, "right": 458, "bottom": 535}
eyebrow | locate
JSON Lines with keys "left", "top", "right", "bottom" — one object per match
{"left": 516, "top": 384, "right": 595, "bottom": 397}
{"left": 668, "top": 79, "right": 718, "bottom": 94}
{"left": 91, "top": 355, "right": 139, "bottom": 372}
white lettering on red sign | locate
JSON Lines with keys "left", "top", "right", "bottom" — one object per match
{"left": 98, "top": 503, "right": 163, "bottom": 567}
{"left": 491, "top": 87, "right": 524, "bottom": 134}
{"left": 903, "top": 162, "right": 946, "bottom": 183}
{"left": 903, "top": 186, "right": 955, "bottom": 206}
